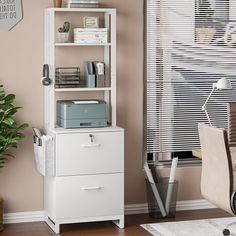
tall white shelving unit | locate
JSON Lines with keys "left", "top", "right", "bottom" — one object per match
{"left": 43, "top": 8, "right": 124, "bottom": 234}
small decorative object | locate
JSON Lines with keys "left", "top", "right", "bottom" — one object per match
{"left": 83, "top": 16, "right": 99, "bottom": 28}
{"left": 53, "top": 0, "right": 62, "bottom": 8}
{"left": 0, "top": 86, "right": 28, "bottom": 231}
{"left": 0, "top": 0, "right": 23, "bottom": 31}
{"left": 57, "top": 21, "right": 70, "bottom": 43}
{"left": 195, "top": 0, "right": 216, "bottom": 44}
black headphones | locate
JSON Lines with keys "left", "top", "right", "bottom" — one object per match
{"left": 42, "top": 64, "right": 52, "bottom": 86}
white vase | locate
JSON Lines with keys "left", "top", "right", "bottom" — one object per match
{"left": 57, "top": 32, "right": 69, "bottom": 43}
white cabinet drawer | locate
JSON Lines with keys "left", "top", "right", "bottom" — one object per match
{"left": 56, "top": 130, "right": 124, "bottom": 175}
{"left": 56, "top": 173, "right": 124, "bottom": 219}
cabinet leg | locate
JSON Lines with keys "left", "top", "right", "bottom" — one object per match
{"left": 113, "top": 215, "right": 124, "bottom": 229}
{"left": 45, "top": 217, "right": 60, "bottom": 234}
{"left": 54, "top": 223, "right": 60, "bottom": 234}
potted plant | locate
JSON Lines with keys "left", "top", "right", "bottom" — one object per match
{"left": 195, "top": 0, "right": 216, "bottom": 44}
{"left": 57, "top": 21, "right": 70, "bottom": 43}
{"left": 0, "top": 86, "right": 28, "bottom": 231}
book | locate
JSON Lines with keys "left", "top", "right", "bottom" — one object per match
{"left": 65, "top": 3, "right": 99, "bottom": 8}
{"left": 65, "top": 0, "right": 98, "bottom": 3}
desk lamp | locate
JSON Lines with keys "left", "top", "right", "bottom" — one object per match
{"left": 202, "top": 77, "right": 232, "bottom": 126}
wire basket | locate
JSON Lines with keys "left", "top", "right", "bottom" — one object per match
{"left": 55, "top": 67, "right": 80, "bottom": 88}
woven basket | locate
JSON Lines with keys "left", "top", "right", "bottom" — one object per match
{"left": 196, "top": 27, "right": 216, "bottom": 44}
{"left": 0, "top": 198, "right": 3, "bottom": 231}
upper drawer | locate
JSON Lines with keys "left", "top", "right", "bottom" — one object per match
{"left": 55, "top": 130, "right": 124, "bottom": 176}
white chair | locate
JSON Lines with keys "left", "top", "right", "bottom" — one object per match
{"left": 227, "top": 102, "right": 236, "bottom": 146}
{"left": 198, "top": 123, "right": 236, "bottom": 236}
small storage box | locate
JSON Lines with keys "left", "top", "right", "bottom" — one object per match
{"left": 74, "top": 28, "right": 108, "bottom": 44}
{"left": 57, "top": 100, "right": 107, "bottom": 128}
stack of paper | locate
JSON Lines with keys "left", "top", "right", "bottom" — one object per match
{"left": 64, "top": 0, "right": 99, "bottom": 8}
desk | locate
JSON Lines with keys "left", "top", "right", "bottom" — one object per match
{"left": 192, "top": 147, "right": 236, "bottom": 172}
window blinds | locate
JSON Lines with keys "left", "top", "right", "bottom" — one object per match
{"left": 145, "top": 0, "right": 236, "bottom": 154}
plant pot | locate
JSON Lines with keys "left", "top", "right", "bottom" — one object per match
{"left": 195, "top": 27, "right": 216, "bottom": 44}
{"left": 0, "top": 198, "right": 3, "bottom": 231}
{"left": 53, "top": 0, "right": 62, "bottom": 8}
{"left": 57, "top": 32, "right": 69, "bottom": 43}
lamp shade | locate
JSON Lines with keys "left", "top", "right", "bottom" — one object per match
{"left": 214, "top": 77, "right": 232, "bottom": 90}
{"left": 203, "top": 77, "right": 233, "bottom": 126}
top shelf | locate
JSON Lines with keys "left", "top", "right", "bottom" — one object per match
{"left": 55, "top": 42, "right": 111, "bottom": 46}
{"left": 46, "top": 8, "right": 116, "bottom": 13}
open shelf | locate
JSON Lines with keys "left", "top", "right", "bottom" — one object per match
{"left": 45, "top": 7, "right": 117, "bottom": 127}
{"left": 54, "top": 87, "right": 112, "bottom": 92}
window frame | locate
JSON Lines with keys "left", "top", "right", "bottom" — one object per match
{"left": 143, "top": 0, "right": 236, "bottom": 167}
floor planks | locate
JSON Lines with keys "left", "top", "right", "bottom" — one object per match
{"left": 0, "top": 209, "right": 231, "bottom": 236}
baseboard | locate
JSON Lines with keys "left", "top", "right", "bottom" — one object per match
{"left": 3, "top": 211, "right": 45, "bottom": 224}
{"left": 176, "top": 199, "right": 216, "bottom": 212}
{"left": 125, "top": 203, "right": 149, "bottom": 215}
{"left": 3, "top": 200, "right": 216, "bottom": 224}
{"left": 124, "top": 199, "right": 216, "bottom": 215}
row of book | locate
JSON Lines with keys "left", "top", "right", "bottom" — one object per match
{"left": 64, "top": 0, "right": 99, "bottom": 8}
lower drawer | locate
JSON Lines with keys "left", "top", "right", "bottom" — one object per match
{"left": 55, "top": 173, "right": 124, "bottom": 219}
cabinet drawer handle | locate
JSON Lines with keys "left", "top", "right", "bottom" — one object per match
{"left": 81, "top": 186, "right": 102, "bottom": 190}
{"left": 81, "top": 143, "right": 101, "bottom": 148}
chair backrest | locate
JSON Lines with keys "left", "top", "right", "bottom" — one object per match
{"left": 198, "top": 123, "right": 234, "bottom": 215}
{"left": 228, "top": 102, "right": 236, "bottom": 146}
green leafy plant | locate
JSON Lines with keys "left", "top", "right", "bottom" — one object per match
{"left": 0, "top": 87, "right": 28, "bottom": 168}
{"left": 196, "top": 0, "right": 215, "bottom": 28}
{"left": 58, "top": 21, "right": 70, "bottom": 33}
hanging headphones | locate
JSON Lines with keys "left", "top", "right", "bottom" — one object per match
{"left": 42, "top": 64, "right": 52, "bottom": 86}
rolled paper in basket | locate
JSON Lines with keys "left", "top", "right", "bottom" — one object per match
{"left": 144, "top": 164, "right": 167, "bottom": 217}
{"left": 165, "top": 157, "right": 178, "bottom": 215}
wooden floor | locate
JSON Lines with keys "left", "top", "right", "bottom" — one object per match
{"left": 0, "top": 209, "right": 231, "bottom": 236}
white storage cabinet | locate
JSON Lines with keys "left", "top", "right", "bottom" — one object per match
{"left": 42, "top": 8, "right": 124, "bottom": 234}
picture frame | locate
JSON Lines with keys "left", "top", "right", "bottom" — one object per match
{"left": 83, "top": 16, "right": 99, "bottom": 28}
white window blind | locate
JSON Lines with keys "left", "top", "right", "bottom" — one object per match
{"left": 144, "top": 0, "right": 236, "bottom": 156}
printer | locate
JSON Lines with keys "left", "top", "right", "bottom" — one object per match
{"left": 57, "top": 100, "right": 107, "bottom": 128}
